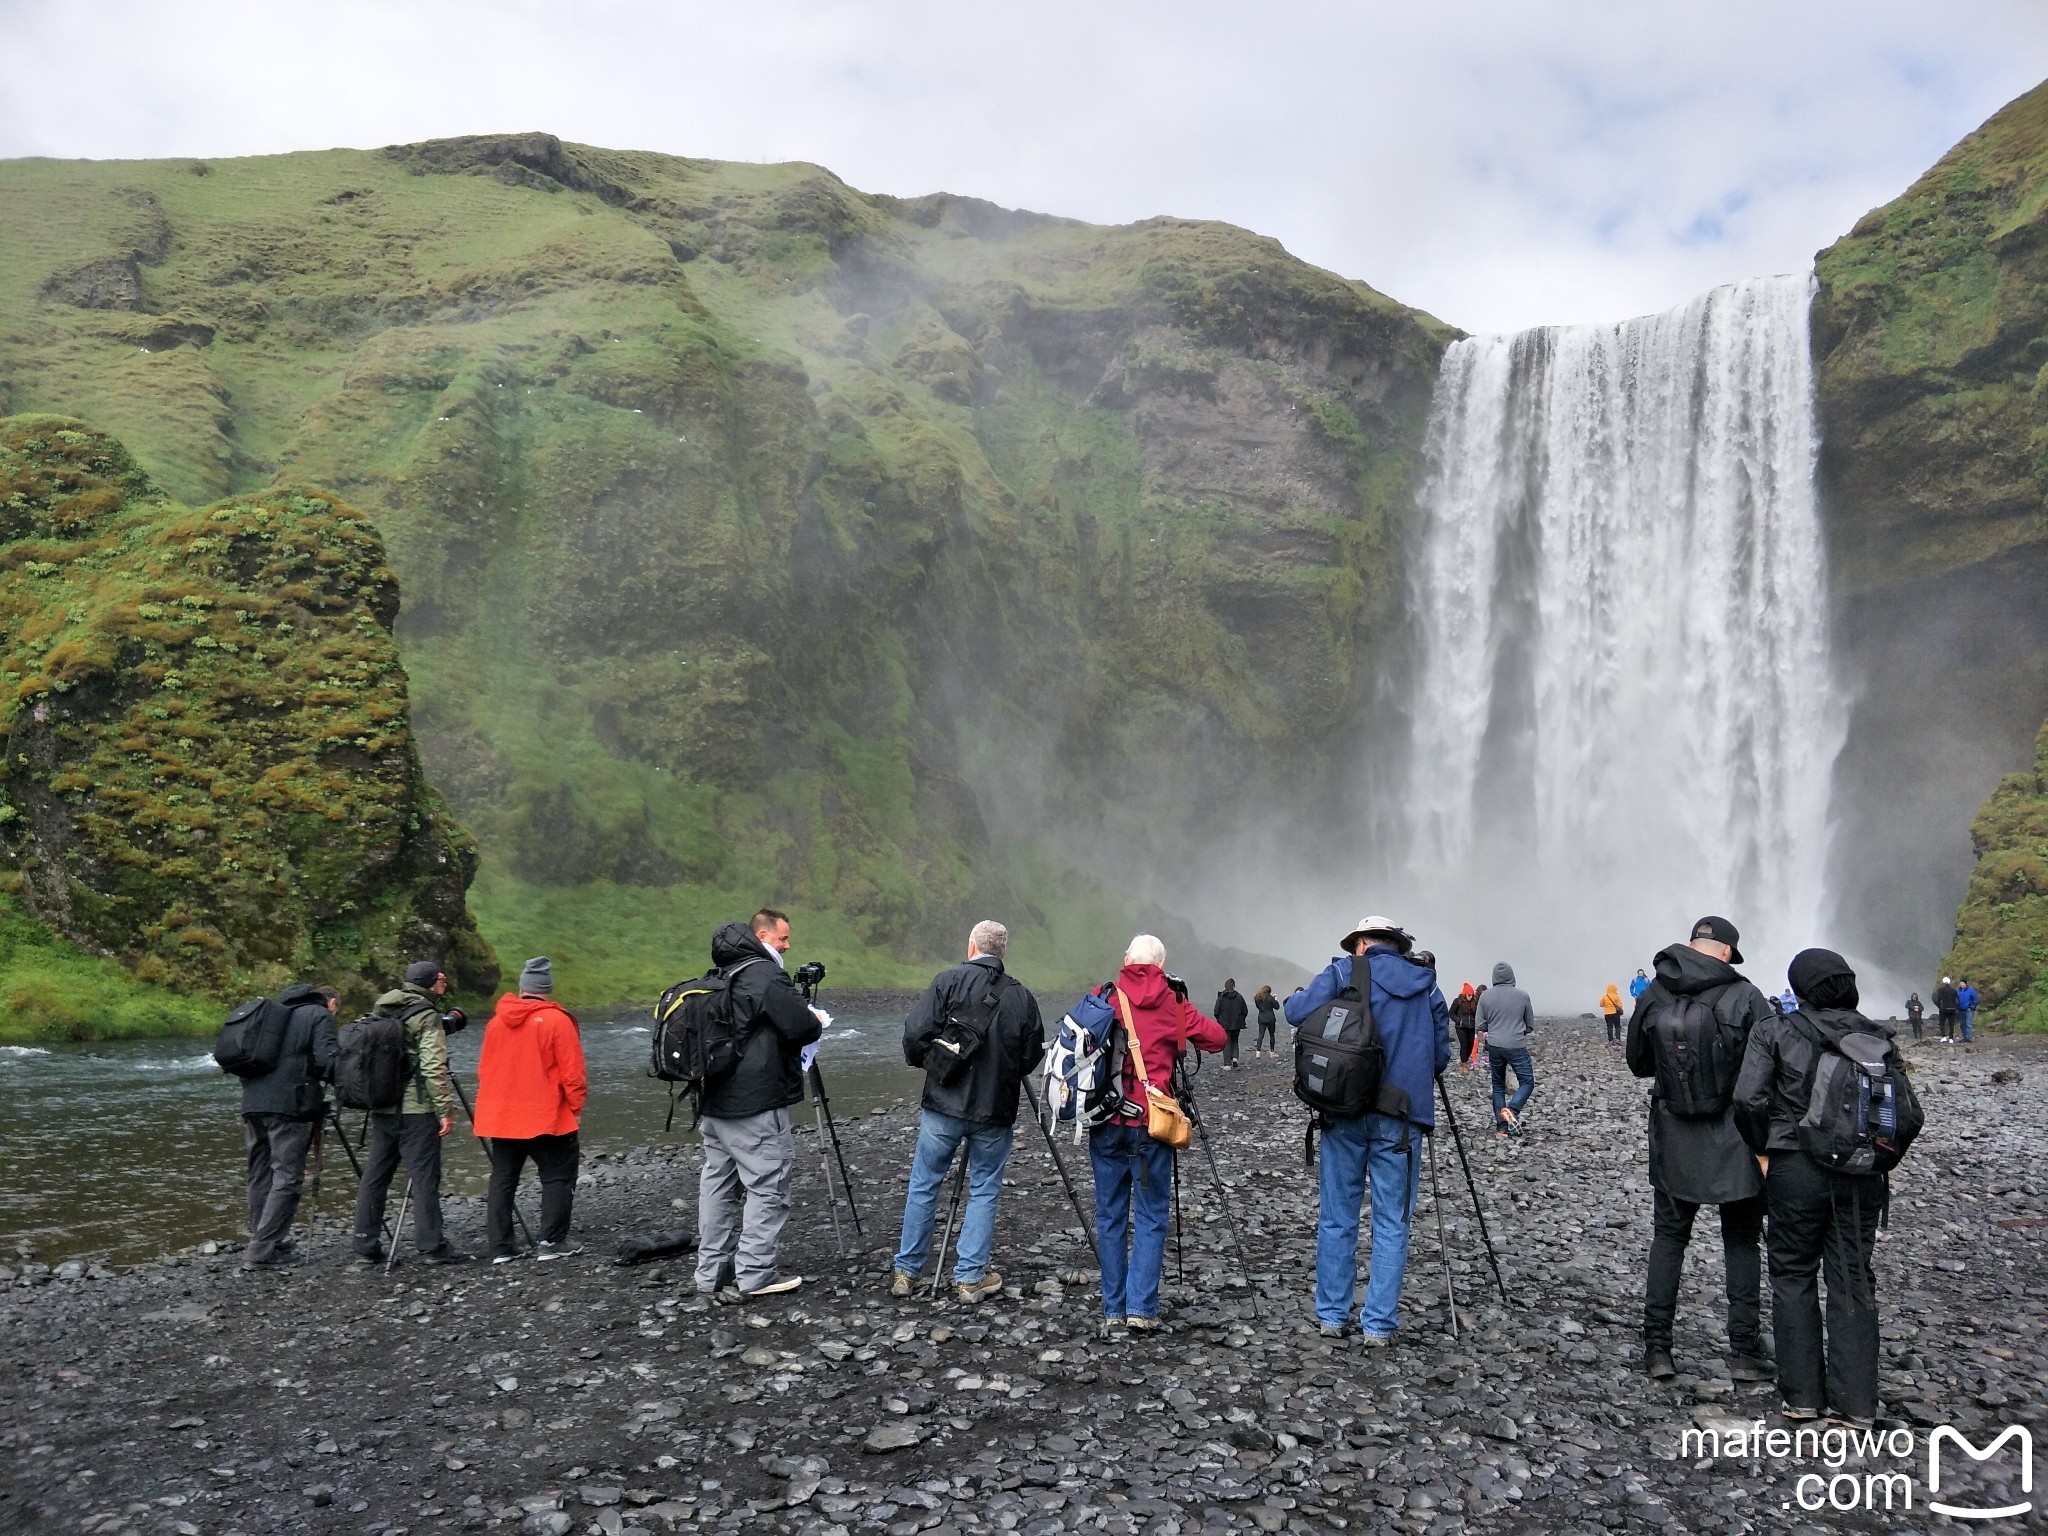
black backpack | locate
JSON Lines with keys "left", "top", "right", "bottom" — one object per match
{"left": 1293, "top": 978, "right": 1398, "bottom": 1121}
{"left": 1643, "top": 989, "right": 1741, "bottom": 1117}
{"left": 332, "top": 1013, "right": 413, "bottom": 1112}
{"left": 927, "top": 972, "right": 1003, "bottom": 1087}
{"left": 1793, "top": 1015, "right": 1924, "bottom": 1175}
{"left": 650, "top": 960, "right": 766, "bottom": 1119}
{"left": 213, "top": 996, "right": 291, "bottom": 1079}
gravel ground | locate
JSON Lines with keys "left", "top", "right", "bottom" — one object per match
{"left": 3, "top": 1020, "right": 2043, "bottom": 1535}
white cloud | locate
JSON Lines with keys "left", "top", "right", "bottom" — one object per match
{"left": 3, "top": 0, "right": 2046, "bottom": 333}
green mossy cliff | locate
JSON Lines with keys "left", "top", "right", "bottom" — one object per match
{"left": 1813, "top": 80, "right": 2048, "bottom": 1008}
{"left": 0, "top": 135, "right": 1449, "bottom": 999}
{"left": 0, "top": 416, "right": 494, "bottom": 1031}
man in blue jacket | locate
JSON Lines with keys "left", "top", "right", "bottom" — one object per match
{"left": 1285, "top": 914, "right": 1451, "bottom": 1345}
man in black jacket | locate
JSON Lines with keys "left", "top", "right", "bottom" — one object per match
{"left": 1734, "top": 948, "right": 1891, "bottom": 1428}
{"left": 242, "top": 983, "right": 341, "bottom": 1270}
{"left": 889, "top": 921, "right": 1045, "bottom": 1303}
{"left": 1624, "top": 916, "right": 1772, "bottom": 1381}
{"left": 1214, "top": 980, "right": 1248, "bottom": 1068}
{"left": 693, "top": 909, "right": 823, "bottom": 1302}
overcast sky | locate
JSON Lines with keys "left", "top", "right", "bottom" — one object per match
{"left": 6, "top": 1, "right": 2047, "bottom": 334}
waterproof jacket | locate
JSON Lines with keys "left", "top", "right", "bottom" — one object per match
{"left": 1284, "top": 945, "right": 1451, "bottom": 1128}
{"left": 1933, "top": 982, "right": 1959, "bottom": 1013}
{"left": 1600, "top": 984, "right": 1624, "bottom": 1017}
{"left": 699, "top": 922, "right": 822, "bottom": 1120}
{"left": 1906, "top": 996, "right": 1924, "bottom": 1022}
{"left": 1475, "top": 963, "right": 1534, "bottom": 1051}
{"left": 1254, "top": 993, "right": 1279, "bottom": 1027}
{"left": 903, "top": 955, "right": 1045, "bottom": 1126}
{"left": 374, "top": 984, "right": 455, "bottom": 1118}
{"left": 1214, "top": 987, "right": 1249, "bottom": 1033}
{"left": 474, "top": 994, "right": 588, "bottom": 1139}
{"left": 1958, "top": 983, "right": 1979, "bottom": 1012}
{"left": 1629, "top": 974, "right": 1651, "bottom": 999}
{"left": 240, "top": 983, "right": 340, "bottom": 1120}
{"left": 1624, "top": 943, "right": 1769, "bottom": 1204}
{"left": 1071, "top": 964, "right": 1226, "bottom": 1128}
{"left": 1734, "top": 1004, "right": 1896, "bottom": 1155}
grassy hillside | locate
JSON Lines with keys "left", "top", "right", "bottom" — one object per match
{"left": 1947, "top": 720, "right": 2048, "bottom": 1028}
{"left": 0, "top": 418, "right": 494, "bottom": 1039}
{"left": 0, "top": 134, "right": 1449, "bottom": 1001}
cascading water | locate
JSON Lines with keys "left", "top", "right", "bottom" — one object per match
{"left": 1394, "top": 273, "right": 1842, "bottom": 999}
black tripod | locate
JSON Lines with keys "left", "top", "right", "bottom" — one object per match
{"left": 796, "top": 975, "right": 866, "bottom": 1244}
{"left": 446, "top": 1069, "right": 537, "bottom": 1248}
{"left": 1436, "top": 1074, "right": 1510, "bottom": 1305}
{"left": 1020, "top": 1081, "right": 1101, "bottom": 1270}
{"left": 1171, "top": 1062, "right": 1261, "bottom": 1315}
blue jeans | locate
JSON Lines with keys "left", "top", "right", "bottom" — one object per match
{"left": 1314, "top": 1113, "right": 1420, "bottom": 1336}
{"left": 1090, "top": 1124, "right": 1175, "bottom": 1321}
{"left": 1490, "top": 1046, "right": 1535, "bottom": 1118}
{"left": 891, "top": 1110, "right": 1014, "bottom": 1284}
{"left": 1960, "top": 1008, "right": 1975, "bottom": 1042}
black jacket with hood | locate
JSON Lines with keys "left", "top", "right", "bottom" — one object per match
{"left": 1625, "top": 943, "right": 1768, "bottom": 1204}
{"left": 240, "top": 983, "right": 340, "bottom": 1120}
{"left": 1214, "top": 987, "right": 1249, "bottom": 1032}
{"left": 1734, "top": 1004, "right": 1896, "bottom": 1158}
{"left": 902, "top": 955, "right": 1045, "bottom": 1126}
{"left": 699, "top": 922, "right": 823, "bottom": 1120}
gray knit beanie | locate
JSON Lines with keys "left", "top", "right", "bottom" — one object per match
{"left": 518, "top": 956, "right": 553, "bottom": 996}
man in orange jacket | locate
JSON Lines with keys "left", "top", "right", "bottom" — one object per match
{"left": 475, "top": 956, "right": 589, "bottom": 1262}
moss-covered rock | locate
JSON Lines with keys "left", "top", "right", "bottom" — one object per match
{"left": 1947, "top": 719, "right": 2048, "bottom": 1028}
{"left": 0, "top": 416, "right": 495, "bottom": 1012}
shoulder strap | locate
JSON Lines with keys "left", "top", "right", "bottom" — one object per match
{"left": 1113, "top": 989, "right": 1156, "bottom": 1094}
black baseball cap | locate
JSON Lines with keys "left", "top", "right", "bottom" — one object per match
{"left": 1690, "top": 916, "right": 1742, "bottom": 964}
{"left": 404, "top": 960, "right": 444, "bottom": 987}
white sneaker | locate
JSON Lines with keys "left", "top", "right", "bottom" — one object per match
{"left": 535, "top": 1241, "right": 583, "bottom": 1261}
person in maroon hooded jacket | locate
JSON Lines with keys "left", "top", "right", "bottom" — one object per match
{"left": 1070, "top": 934, "right": 1227, "bottom": 1332}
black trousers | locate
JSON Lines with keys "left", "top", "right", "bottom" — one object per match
{"left": 1766, "top": 1151, "right": 1883, "bottom": 1418}
{"left": 353, "top": 1112, "right": 446, "bottom": 1257}
{"left": 1643, "top": 1188, "right": 1766, "bottom": 1353}
{"left": 1604, "top": 1012, "right": 1622, "bottom": 1042}
{"left": 1454, "top": 1022, "right": 1474, "bottom": 1063}
{"left": 487, "top": 1131, "right": 579, "bottom": 1254}
{"left": 1255, "top": 1021, "right": 1277, "bottom": 1051}
{"left": 244, "top": 1114, "right": 314, "bottom": 1261}
{"left": 1222, "top": 1031, "right": 1241, "bottom": 1066}
{"left": 1938, "top": 1008, "right": 1959, "bottom": 1038}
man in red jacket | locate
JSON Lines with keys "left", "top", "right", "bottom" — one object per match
{"left": 1069, "top": 934, "right": 1226, "bottom": 1332}
{"left": 475, "top": 956, "right": 589, "bottom": 1262}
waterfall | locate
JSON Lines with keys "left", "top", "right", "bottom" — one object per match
{"left": 1395, "top": 274, "right": 1842, "bottom": 996}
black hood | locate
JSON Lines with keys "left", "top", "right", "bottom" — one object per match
{"left": 1652, "top": 942, "right": 1742, "bottom": 998}
{"left": 711, "top": 920, "right": 772, "bottom": 969}
{"left": 277, "top": 981, "right": 327, "bottom": 1007}
{"left": 1796, "top": 1004, "right": 1889, "bottom": 1047}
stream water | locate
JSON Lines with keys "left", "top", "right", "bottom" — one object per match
{"left": 0, "top": 1001, "right": 927, "bottom": 1266}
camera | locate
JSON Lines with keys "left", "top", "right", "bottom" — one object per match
{"left": 438, "top": 1007, "right": 468, "bottom": 1034}
{"left": 794, "top": 960, "right": 826, "bottom": 992}
{"left": 1164, "top": 972, "right": 1189, "bottom": 1002}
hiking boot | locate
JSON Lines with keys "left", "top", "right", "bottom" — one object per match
{"left": 355, "top": 1248, "right": 389, "bottom": 1267}
{"left": 1317, "top": 1323, "right": 1347, "bottom": 1340}
{"left": 890, "top": 1271, "right": 915, "bottom": 1298}
{"left": 1357, "top": 1332, "right": 1393, "bottom": 1349}
{"left": 1644, "top": 1346, "right": 1677, "bottom": 1380}
{"left": 242, "top": 1253, "right": 292, "bottom": 1271}
{"left": 1780, "top": 1402, "right": 1822, "bottom": 1422}
{"left": 491, "top": 1250, "right": 526, "bottom": 1265}
{"left": 1728, "top": 1351, "right": 1775, "bottom": 1382}
{"left": 1826, "top": 1411, "right": 1874, "bottom": 1430}
{"left": 423, "top": 1247, "right": 474, "bottom": 1266}
{"left": 1124, "top": 1315, "right": 1164, "bottom": 1332}
{"left": 741, "top": 1273, "right": 803, "bottom": 1299}
{"left": 535, "top": 1241, "right": 583, "bottom": 1262}
{"left": 956, "top": 1272, "right": 1004, "bottom": 1304}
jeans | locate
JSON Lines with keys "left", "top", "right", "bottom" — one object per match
{"left": 1090, "top": 1124, "right": 1175, "bottom": 1321}
{"left": 1642, "top": 1189, "right": 1766, "bottom": 1352}
{"left": 244, "top": 1114, "right": 314, "bottom": 1261}
{"left": 353, "top": 1111, "right": 446, "bottom": 1257}
{"left": 1766, "top": 1150, "right": 1884, "bottom": 1418}
{"left": 1490, "top": 1047, "right": 1535, "bottom": 1118}
{"left": 1960, "top": 1007, "right": 1975, "bottom": 1042}
{"left": 1314, "top": 1113, "right": 1420, "bottom": 1336}
{"left": 694, "top": 1108, "right": 794, "bottom": 1293}
{"left": 486, "top": 1131, "right": 579, "bottom": 1254}
{"left": 892, "top": 1110, "right": 1015, "bottom": 1284}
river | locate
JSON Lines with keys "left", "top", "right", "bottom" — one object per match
{"left": 0, "top": 999, "right": 929, "bottom": 1266}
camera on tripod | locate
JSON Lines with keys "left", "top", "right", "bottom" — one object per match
{"left": 794, "top": 960, "right": 826, "bottom": 994}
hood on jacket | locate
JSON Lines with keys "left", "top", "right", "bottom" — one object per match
{"left": 1117, "top": 963, "right": 1174, "bottom": 1009}
{"left": 491, "top": 994, "right": 559, "bottom": 1031}
{"left": 1652, "top": 942, "right": 1742, "bottom": 997}
{"left": 1367, "top": 946, "right": 1438, "bottom": 1001}
{"left": 1491, "top": 962, "right": 1517, "bottom": 987}
{"left": 277, "top": 981, "right": 327, "bottom": 1008}
{"left": 711, "top": 920, "right": 774, "bottom": 970}
{"left": 375, "top": 985, "right": 436, "bottom": 1016}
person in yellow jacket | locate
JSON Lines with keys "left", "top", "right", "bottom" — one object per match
{"left": 1601, "top": 982, "right": 1626, "bottom": 1045}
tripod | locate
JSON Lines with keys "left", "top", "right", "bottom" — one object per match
{"left": 797, "top": 975, "right": 866, "bottom": 1243}
{"left": 447, "top": 1069, "right": 537, "bottom": 1248}
{"left": 1021, "top": 1081, "right": 1101, "bottom": 1270}
{"left": 1171, "top": 1062, "right": 1261, "bottom": 1315}
{"left": 1435, "top": 1074, "right": 1510, "bottom": 1305}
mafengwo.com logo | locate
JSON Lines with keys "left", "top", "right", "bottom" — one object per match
{"left": 1681, "top": 1418, "right": 2033, "bottom": 1518}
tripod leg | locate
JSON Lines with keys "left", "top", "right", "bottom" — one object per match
{"left": 809, "top": 1066, "right": 866, "bottom": 1241}
{"left": 1172, "top": 1150, "right": 1184, "bottom": 1285}
{"left": 1431, "top": 1128, "right": 1457, "bottom": 1338}
{"left": 1437, "top": 1077, "right": 1509, "bottom": 1304}
{"left": 1024, "top": 1086, "right": 1100, "bottom": 1269}
{"left": 386, "top": 1175, "right": 411, "bottom": 1275}
{"left": 927, "top": 1153, "right": 967, "bottom": 1300}
{"left": 813, "top": 1085, "right": 846, "bottom": 1257}
{"left": 451, "top": 1072, "right": 537, "bottom": 1247}
{"left": 1189, "top": 1118, "right": 1261, "bottom": 1317}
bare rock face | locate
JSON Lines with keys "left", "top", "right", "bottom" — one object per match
{"left": 0, "top": 416, "right": 496, "bottom": 1013}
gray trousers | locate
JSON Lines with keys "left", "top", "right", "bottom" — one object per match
{"left": 694, "top": 1108, "right": 793, "bottom": 1293}
{"left": 244, "top": 1114, "right": 314, "bottom": 1261}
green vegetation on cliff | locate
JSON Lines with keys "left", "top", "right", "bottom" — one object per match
{"left": 0, "top": 417, "right": 494, "bottom": 1038}
{"left": 1948, "top": 720, "right": 2048, "bottom": 1028}
{"left": 0, "top": 135, "right": 1447, "bottom": 1000}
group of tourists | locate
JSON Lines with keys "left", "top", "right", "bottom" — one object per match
{"left": 220, "top": 897, "right": 1923, "bottom": 1432}
{"left": 1908, "top": 976, "right": 1979, "bottom": 1041}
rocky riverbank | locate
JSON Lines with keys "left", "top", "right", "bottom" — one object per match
{"left": 4, "top": 1022, "right": 2043, "bottom": 1535}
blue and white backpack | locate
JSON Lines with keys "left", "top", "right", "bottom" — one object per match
{"left": 1042, "top": 983, "right": 1140, "bottom": 1140}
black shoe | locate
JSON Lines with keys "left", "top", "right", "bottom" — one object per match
{"left": 423, "top": 1247, "right": 474, "bottom": 1266}
{"left": 1644, "top": 1346, "right": 1676, "bottom": 1380}
{"left": 355, "top": 1248, "right": 388, "bottom": 1267}
{"left": 1728, "top": 1351, "right": 1775, "bottom": 1382}
{"left": 242, "top": 1253, "right": 292, "bottom": 1271}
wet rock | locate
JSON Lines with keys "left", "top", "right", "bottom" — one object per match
{"left": 863, "top": 1421, "right": 926, "bottom": 1453}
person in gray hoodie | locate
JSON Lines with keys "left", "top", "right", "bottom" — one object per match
{"left": 1475, "top": 961, "right": 1536, "bottom": 1136}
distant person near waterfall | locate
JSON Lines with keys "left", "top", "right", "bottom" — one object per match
{"left": 1600, "top": 982, "right": 1625, "bottom": 1044}
{"left": 1214, "top": 980, "right": 1248, "bottom": 1068}
{"left": 1475, "top": 963, "right": 1536, "bottom": 1137}
{"left": 1905, "top": 992, "right": 1925, "bottom": 1041}
{"left": 1450, "top": 982, "right": 1478, "bottom": 1067}
{"left": 1252, "top": 986, "right": 1280, "bottom": 1058}
{"left": 1630, "top": 969, "right": 1651, "bottom": 1001}
{"left": 1933, "top": 976, "right": 1961, "bottom": 1041}
{"left": 1957, "top": 979, "right": 1978, "bottom": 1042}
